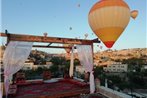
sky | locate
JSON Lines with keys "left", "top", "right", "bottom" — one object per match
{"left": 0, "top": 0, "right": 147, "bottom": 53}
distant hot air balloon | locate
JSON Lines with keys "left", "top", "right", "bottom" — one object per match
{"left": 131, "top": 10, "right": 139, "bottom": 19}
{"left": 84, "top": 33, "right": 88, "bottom": 39}
{"left": 69, "top": 27, "right": 72, "bottom": 30}
{"left": 97, "top": 45, "right": 102, "bottom": 49}
{"left": 88, "top": 0, "right": 138, "bottom": 48}
{"left": 77, "top": 4, "right": 80, "bottom": 7}
{"left": 100, "top": 46, "right": 103, "bottom": 49}
{"left": 43, "top": 32, "right": 48, "bottom": 37}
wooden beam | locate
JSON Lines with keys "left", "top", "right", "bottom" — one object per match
{"left": 0, "top": 32, "right": 7, "bottom": 37}
{"left": 33, "top": 45, "right": 72, "bottom": 49}
{"left": 47, "top": 43, "right": 52, "bottom": 46}
{"left": 0, "top": 32, "right": 100, "bottom": 45}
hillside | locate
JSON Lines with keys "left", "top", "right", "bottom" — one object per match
{"left": 0, "top": 45, "right": 147, "bottom": 65}
{"left": 94, "top": 48, "right": 147, "bottom": 66}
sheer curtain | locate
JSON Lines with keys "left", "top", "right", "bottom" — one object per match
{"left": 76, "top": 45, "right": 95, "bottom": 93}
{"left": 69, "top": 46, "right": 74, "bottom": 77}
{"left": 3, "top": 41, "right": 33, "bottom": 97}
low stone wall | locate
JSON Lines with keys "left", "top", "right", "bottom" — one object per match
{"left": 98, "top": 86, "right": 132, "bottom": 98}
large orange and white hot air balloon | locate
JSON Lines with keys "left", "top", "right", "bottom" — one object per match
{"left": 88, "top": 0, "right": 138, "bottom": 48}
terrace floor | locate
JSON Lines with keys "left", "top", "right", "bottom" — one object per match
{"left": 7, "top": 79, "right": 107, "bottom": 98}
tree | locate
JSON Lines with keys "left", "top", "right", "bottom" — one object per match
{"left": 122, "top": 58, "right": 144, "bottom": 73}
{"left": 50, "top": 57, "right": 66, "bottom": 65}
{"left": 94, "top": 66, "right": 103, "bottom": 78}
{"left": 74, "top": 59, "right": 80, "bottom": 66}
{"left": 49, "top": 65, "right": 58, "bottom": 73}
{"left": 49, "top": 56, "right": 68, "bottom": 77}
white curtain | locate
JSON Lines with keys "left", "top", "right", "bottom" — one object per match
{"left": 3, "top": 41, "right": 33, "bottom": 97}
{"left": 76, "top": 45, "right": 95, "bottom": 93}
{"left": 69, "top": 46, "right": 74, "bottom": 77}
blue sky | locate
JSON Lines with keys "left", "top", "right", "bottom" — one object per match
{"left": 1, "top": 0, "right": 147, "bottom": 53}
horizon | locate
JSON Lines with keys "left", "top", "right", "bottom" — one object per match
{"left": 1, "top": 45, "right": 146, "bottom": 55}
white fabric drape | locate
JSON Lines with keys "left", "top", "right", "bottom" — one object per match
{"left": 3, "top": 41, "right": 33, "bottom": 97}
{"left": 69, "top": 46, "right": 74, "bottom": 77}
{"left": 76, "top": 45, "right": 95, "bottom": 93}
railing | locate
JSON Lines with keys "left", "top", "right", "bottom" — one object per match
{"left": 98, "top": 86, "right": 132, "bottom": 98}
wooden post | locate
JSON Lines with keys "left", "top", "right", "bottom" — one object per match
{"left": 91, "top": 43, "right": 94, "bottom": 70}
{"left": 5, "top": 30, "right": 10, "bottom": 45}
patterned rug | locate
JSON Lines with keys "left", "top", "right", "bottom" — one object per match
{"left": 12, "top": 80, "right": 89, "bottom": 98}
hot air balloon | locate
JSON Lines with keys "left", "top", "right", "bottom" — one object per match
{"left": 88, "top": 0, "right": 138, "bottom": 48}
{"left": 100, "top": 46, "right": 103, "bottom": 49}
{"left": 97, "top": 45, "right": 103, "bottom": 50}
{"left": 69, "top": 27, "right": 72, "bottom": 30}
{"left": 43, "top": 32, "right": 48, "bottom": 37}
{"left": 131, "top": 10, "right": 139, "bottom": 19}
{"left": 84, "top": 33, "right": 88, "bottom": 39}
{"left": 77, "top": 4, "right": 80, "bottom": 7}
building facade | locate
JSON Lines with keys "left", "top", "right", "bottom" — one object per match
{"left": 103, "top": 62, "right": 128, "bottom": 73}
{"left": 22, "top": 60, "right": 52, "bottom": 70}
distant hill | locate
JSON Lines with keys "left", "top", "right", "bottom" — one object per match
{"left": 29, "top": 49, "right": 54, "bottom": 65}
{"left": 94, "top": 48, "right": 147, "bottom": 66}
{"left": 94, "top": 48, "right": 147, "bottom": 59}
{"left": 0, "top": 45, "right": 147, "bottom": 65}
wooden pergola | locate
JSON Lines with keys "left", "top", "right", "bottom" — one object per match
{"left": 0, "top": 30, "right": 101, "bottom": 98}
{"left": 0, "top": 30, "right": 100, "bottom": 49}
